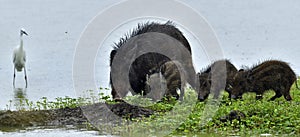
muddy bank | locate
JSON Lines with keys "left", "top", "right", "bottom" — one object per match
{"left": 0, "top": 101, "right": 153, "bottom": 130}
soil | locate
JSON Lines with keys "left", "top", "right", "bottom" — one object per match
{"left": 0, "top": 101, "right": 154, "bottom": 130}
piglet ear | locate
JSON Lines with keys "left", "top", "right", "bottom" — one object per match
{"left": 238, "top": 69, "right": 244, "bottom": 72}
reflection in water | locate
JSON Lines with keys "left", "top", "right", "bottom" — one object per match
{"left": 13, "top": 88, "right": 28, "bottom": 110}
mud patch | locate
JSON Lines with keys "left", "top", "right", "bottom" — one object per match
{"left": 0, "top": 101, "right": 154, "bottom": 131}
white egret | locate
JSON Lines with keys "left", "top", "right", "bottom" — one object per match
{"left": 13, "top": 28, "right": 28, "bottom": 88}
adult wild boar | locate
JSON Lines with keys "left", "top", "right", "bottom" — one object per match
{"left": 110, "top": 21, "right": 196, "bottom": 99}
{"left": 197, "top": 60, "right": 237, "bottom": 101}
{"left": 231, "top": 60, "right": 298, "bottom": 101}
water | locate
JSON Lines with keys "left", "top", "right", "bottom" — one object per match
{"left": 0, "top": 0, "right": 119, "bottom": 109}
{"left": 0, "top": 128, "right": 108, "bottom": 137}
{"left": 0, "top": 0, "right": 119, "bottom": 136}
{"left": 0, "top": 0, "right": 210, "bottom": 110}
{"left": 186, "top": 0, "right": 300, "bottom": 71}
{"left": 2, "top": 0, "right": 300, "bottom": 109}
{"left": 1, "top": 0, "right": 300, "bottom": 136}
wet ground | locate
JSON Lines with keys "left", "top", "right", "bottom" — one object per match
{"left": 0, "top": 101, "right": 153, "bottom": 134}
{"left": 1, "top": 128, "right": 102, "bottom": 137}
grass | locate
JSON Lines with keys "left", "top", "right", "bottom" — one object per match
{"left": 115, "top": 80, "right": 300, "bottom": 137}
{"left": 6, "top": 88, "right": 111, "bottom": 111}
{"left": 4, "top": 80, "right": 300, "bottom": 136}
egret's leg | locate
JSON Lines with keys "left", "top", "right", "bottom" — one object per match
{"left": 13, "top": 67, "right": 16, "bottom": 88}
{"left": 24, "top": 67, "right": 28, "bottom": 88}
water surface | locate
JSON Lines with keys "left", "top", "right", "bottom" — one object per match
{"left": 1, "top": 0, "right": 300, "bottom": 136}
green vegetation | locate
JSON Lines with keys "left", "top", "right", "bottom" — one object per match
{"left": 6, "top": 89, "right": 111, "bottom": 111}
{"left": 4, "top": 80, "right": 300, "bottom": 136}
{"left": 116, "top": 80, "right": 300, "bottom": 137}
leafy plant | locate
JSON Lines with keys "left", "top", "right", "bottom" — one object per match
{"left": 5, "top": 82, "right": 300, "bottom": 136}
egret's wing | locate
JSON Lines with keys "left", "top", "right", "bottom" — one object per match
{"left": 12, "top": 49, "right": 16, "bottom": 63}
{"left": 23, "top": 51, "right": 26, "bottom": 62}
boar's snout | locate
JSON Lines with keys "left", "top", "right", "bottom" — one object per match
{"left": 231, "top": 94, "right": 242, "bottom": 99}
{"left": 198, "top": 96, "right": 205, "bottom": 102}
{"left": 231, "top": 94, "right": 238, "bottom": 99}
{"left": 198, "top": 92, "right": 209, "bottom": 102}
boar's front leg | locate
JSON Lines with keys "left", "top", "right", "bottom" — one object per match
{"left": 282, "top": 85, "right": 292, "bottom": 101}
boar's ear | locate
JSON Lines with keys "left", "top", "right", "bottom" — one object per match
{"left": 238, "top": 69, "right": 244, "bottom": 72}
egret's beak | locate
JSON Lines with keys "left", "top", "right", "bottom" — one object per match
{"left": 23, "top": 31, "right": 28, "bottom": 36}
{"left": 21, "top": 30, "right": 28, "bottom": 36}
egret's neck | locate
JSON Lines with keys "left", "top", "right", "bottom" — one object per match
{"left": 20, "top": 34, "right": 24, "bottom": 49}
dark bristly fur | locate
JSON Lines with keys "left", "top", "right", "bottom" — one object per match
{"left": 112, "top": 21, "right": 191, "bottom": 53}
{"left": 231, "top": 60, "right": 297, "bottom": 101}
{"left": 110, "top": 21, "right": 193, "bottom": 99}
{"left": 196, "top": 59, "right": 238, "bottom": 101}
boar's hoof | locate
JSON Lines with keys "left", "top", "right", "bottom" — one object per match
{"left": 231, "top": 95, "right": 243, "bottom": 100}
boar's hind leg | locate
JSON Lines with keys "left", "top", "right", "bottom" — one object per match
{"left": 269, "top": 91, "right": 282, "bottom": 101}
